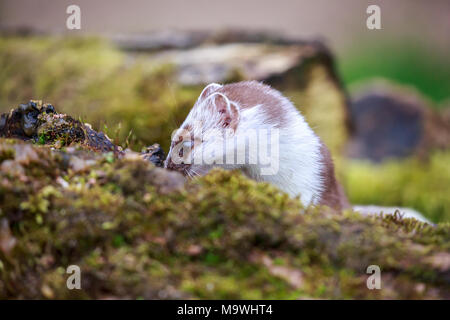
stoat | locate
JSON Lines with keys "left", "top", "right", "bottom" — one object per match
{"left": 165, "top": 81, "right": 349, "bottom": 210}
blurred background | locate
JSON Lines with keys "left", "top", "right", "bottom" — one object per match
{"left": 0, "top": 0, "right": 449, "bottom": 222}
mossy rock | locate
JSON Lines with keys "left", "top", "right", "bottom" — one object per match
{"left": 0, "top": 100, "right": 118, "bottom": 153}
{"left": 0, "top": 138, "right": 448, "bottom": 299}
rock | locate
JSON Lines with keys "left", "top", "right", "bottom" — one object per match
{"left": 147, "top": 167, "right": 185, "bottom": 194}
{"left": 135, "top": 31, "right": 343, "bottom": 90}
{"left": 141, "top": 143, "right": 165, "bottom": 167}
{"left": 113, "top": 29, "right": 307, "bottom": 52}
{"left": 19, "top": 101, "right": 40, "bottom": 136}
{"left": 347, "top": 82, "right": 450, "bottom": 162}
{"left": 0, "top": 100, "right": 121, "bottom": 155}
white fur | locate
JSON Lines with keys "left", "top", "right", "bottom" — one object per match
{"left": 236, "top": 96, "right": 324, "bottom": 205}
{"left": 198, "top": 83, "right": 223, "bottom": 99}
{"left": 166, "top": 81, "right": 325, "bottom": 207}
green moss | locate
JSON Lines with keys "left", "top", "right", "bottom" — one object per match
{"left": 0, "top": 139, "right": 448, "bottom": 299}
{"left": 37, "top": 133, "right": 47, "bottom": 145}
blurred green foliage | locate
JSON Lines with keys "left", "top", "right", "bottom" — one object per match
{"left": 338, "top": 40, "right": 450, "bottom": 106}
{"left": 342, "top": 151, "right": 450, "bottom": 223}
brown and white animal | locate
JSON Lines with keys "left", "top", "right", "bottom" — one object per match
{"left": 165, "top": 81, "right": 349, "bottom": 210}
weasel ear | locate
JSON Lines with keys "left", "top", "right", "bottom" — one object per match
{"left": 199, "top": 83, "right": 222, "bottom": 101}
{"left": 209, "top": 93, "right": 240, "bottom": 130}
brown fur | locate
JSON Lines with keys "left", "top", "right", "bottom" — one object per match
{"left": 318, "top": 143, "right": 350, "bottom": 210}
{"left": 218, "top": 81, "right": 290, "bottom": 127}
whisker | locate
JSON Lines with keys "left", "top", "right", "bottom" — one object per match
{"left": 190, "top": 168, "right": 201, "bottom": 179}
{"left": 184, "top": 168, "right": 193, "bottom": 179}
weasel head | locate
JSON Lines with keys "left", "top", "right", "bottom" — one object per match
{"left": 164, "top": 83, "right": 241, "bottom": 177}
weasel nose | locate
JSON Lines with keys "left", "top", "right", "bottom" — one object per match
{"left": 166, "top": 157, "right": 189, "bottom": 173}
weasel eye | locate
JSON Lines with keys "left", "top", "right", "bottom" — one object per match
{"left": 179, "top": 140, "right": 192, "bottom": 159}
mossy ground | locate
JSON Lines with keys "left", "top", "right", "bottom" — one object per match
{"left": 0, "top": 139, "right": 449, "bottom": 299}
